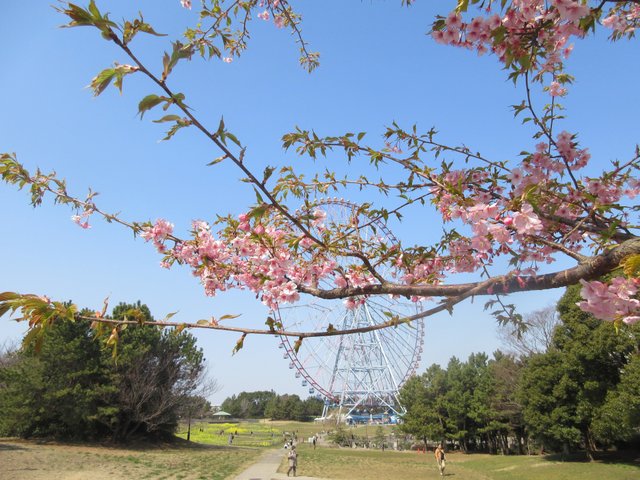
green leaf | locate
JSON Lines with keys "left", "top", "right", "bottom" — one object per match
{"left": 216, "top": 116, "right": 226, "bottom": 137}
{"left": 160, "top": 118, "right": 192, "bottom": 140}
{"left": 265, "top": 316, "right": 276, "bottom": 332}
{"left": 162, "top": 41, "right": 194, "bottom": 81}
{"left": 123, "top": 16, "right": 166, "bottom": 44}
{"left": 161, "top": 311, "right": 179, "bottom": 322}
{"left": 262, "top": 166, "right": 275, "bottom": 184}
{"left": 137, "top": 22, "right": 165, "bottom": 37}
{"left": 59, "top": 1, "right": 117, "bottom": 39}
{"left": 207, "top": 155, "right": 227, "bottom": 166}
{"left": 518, "top": 54, "right": 532, "bottom": 71}
{"left": 59, "top": 3, "right": 94, "bottom": 28}
{"left": 622, "top": 254, "right": 640, "bottom": 278}
{"left": 89, "top": 64, "right": 138, "bottom": 96}
{"left": 456, "top": 0, "right": 469, "bottom": 13}
{"left": 232, "top": 333, "right": 247, "bottom": 355}
{"left": 138, "top": 94, "right": 165, "bottom": 118}
{"left": 89, "top": 68, "right": 116, "bottom": 96}
{"left": 22, "top": 325, "right": 43, "bottom": 352}
{"left": 152, "top": 114, "right": 182, "bottom": 123}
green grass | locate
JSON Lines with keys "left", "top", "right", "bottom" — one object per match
{"left": 176, "top": 419, "right": 325, "bottom": 448}
{"left": 176, "top": 421, "right": 282, "bottom": 447}
{"left": 278, "top": 442, "right": 640, "bottom": 480}
{"left": 4, "top": 426, "right": 637, "bottom": 480}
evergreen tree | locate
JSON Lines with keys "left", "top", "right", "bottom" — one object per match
{"left": 0, "top": 302, "right": 206, "bottom": 441}
{"left": 398, "top": 364, "right": 448, "bottom": 447}
{"left": 0, "top": 318, "right": 115, "bottom": 439}
{"left": 518, "top": 285, "right": 640, "bottom": 458}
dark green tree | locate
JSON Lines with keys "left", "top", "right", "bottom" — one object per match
{"left": 0, "top": 301, "right": 207, "bottom": 442}
{"left": 261, "top": 393, "right": 318, "bottom": 421}
{"left": 0, "top": 317, "right": 115, "bottom": 439}
{"left": 591, "top": 352, "right": 640, "bottom": 444}
{"left": 374, "top": 426, "right": 386, "bottom": 450}
{"left": 107, "top": 302, "right": 205, "bottom": 440}
{"left": 220, "top": 390, "right": 276, "bottom": 418}
{"left": 519, "top": 285, "right": 640, "bottom": 459}
{"left": 301, "top": 396, "right": 323, "bottom": 420}
{"left": 486, "top": 351, "right": 526, "bottom": 454}
{"left": 398, "top": 364, "right": 448, "bottom": 447}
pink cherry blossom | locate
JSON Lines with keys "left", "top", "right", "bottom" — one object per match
{"left": 577, "top": 278, "right": 640, "bottom": 322}
{"left": 623, "top": 316, "right": 640, "bottom": 325}
{"left": 549, "top": 80, "right": 567, "bottom": 97}
{"left": 141, "top": 219, "right": 174, "bottom": 253}
{"left": 553, "top": 0, "right": 590, "bottom": 23}
{"left": 512, "top": 204, "right": 543, "bottom": 235}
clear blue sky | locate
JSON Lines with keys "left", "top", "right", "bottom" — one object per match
{"left": 1, "top": 1, "right": 638, "bottom": 403}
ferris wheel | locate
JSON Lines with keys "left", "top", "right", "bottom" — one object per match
{"left": 276, "top": 199, "right": 425, "bottom": 420}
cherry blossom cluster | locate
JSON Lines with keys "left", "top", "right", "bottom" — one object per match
{"left": 140, "top": 219, "right": 174, "bottom": 253}
{"left": 578, "top": 278, "right": 640, "bottom": 325}
{"left": 431, "top": 1, "right": 637, "bottom": 94}
{"left": 432, "top": 0, "right": 587, "bottom": 71}
{"left": 257, "top": 1, "right": 287, "bottom": 29}
{"left": 71, "top": 210, "right": 93, "bottom": 229}
{"left": 414, "top": 126, "right": 638, "bottom": 288}
{"left": 141, "top": 214, "right": 344, "bottom": 310}
{"left": 157, "top": 0, "right": 640, "bottom": 324}
{"left": 602, "top": 3, "right": 639, "bottom": 34}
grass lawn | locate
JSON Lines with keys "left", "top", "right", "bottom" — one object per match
{"left": 277, "top": 442, "right": 640, "bottom": 480}
{"left": 0, "top": 438, "right": 259, "bottom": 480}
{"left": 176, "top": 419, "right": 325, "bottom": 448}
{"left": 3, "top": 422, "right": 638, "bottom": 480}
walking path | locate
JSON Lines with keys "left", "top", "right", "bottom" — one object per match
{"left": 232, "top": 447, "right": 331, "bottom": 480}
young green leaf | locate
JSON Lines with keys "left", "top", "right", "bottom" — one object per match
{"left": 138, "top": 94, "right": 167, "bottom": 118}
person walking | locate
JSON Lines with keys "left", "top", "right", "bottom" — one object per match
{"left": 287, "top": 445, "right": 298, "bottom": 477}
{"left": 434, "top": 444, "right": 446, "bottom": 477}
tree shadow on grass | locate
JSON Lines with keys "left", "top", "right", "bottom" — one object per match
{"left": 542, "top": 450, "right": 640, "bottom": 469}
{"left": 0, "top": 442, "right": 27, "bottom": 451}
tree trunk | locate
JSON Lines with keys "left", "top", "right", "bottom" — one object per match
{"left": 584, "top": 429, "right": 595, "bottom": 462}
{"left": 562, "top": 442, "right": 570, "bottom": 459}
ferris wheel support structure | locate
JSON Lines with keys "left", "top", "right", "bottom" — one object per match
{"left": 275, "top": 199, "right": 425, "bottom": 423}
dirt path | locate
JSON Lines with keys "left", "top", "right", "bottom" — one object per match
{"left": 232, "top": 447, "right": 331, "bottom": 480}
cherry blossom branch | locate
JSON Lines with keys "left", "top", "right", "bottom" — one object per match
{"left": 72, "top": 313, "right": 406, "bottom": 339}
{"left": 523, "top": 70, "right": 582, "bottom": 193}
{"left": 297, "top": 236, "right": 640, "bottom": 299}
{"left": 399, "top": 132, "right": 510, "bottom": 173}
{"left": 530, "top": 236, "right": 588, "bottom": 262}
{"left": 274, "top": 1, "right": 319, "bottom": 71}
{"left": 329, "top": 193, "right": 432, "bottom": 247}
{"left": 0, "top": 153, "right": 183, "bottom": 243}
{"left": 99, "top": 29, "right": 330, "bottom": 252}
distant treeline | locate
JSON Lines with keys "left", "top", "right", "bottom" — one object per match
{"left": 0, "top": 302, "right": 209, "bottom": 442}
{"left": 220, "top": 390, "right": 323, "bottom": 421}
{"left": 399, "top": 285, "right": 640, "bottom": 458}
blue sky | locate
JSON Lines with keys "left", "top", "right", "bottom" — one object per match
{"left": 1, "top": 1, "right": 638, "bottom": 403}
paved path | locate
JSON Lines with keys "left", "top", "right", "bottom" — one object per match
{"left": 232, "top": 448, "right": 331, "bottom": 480}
